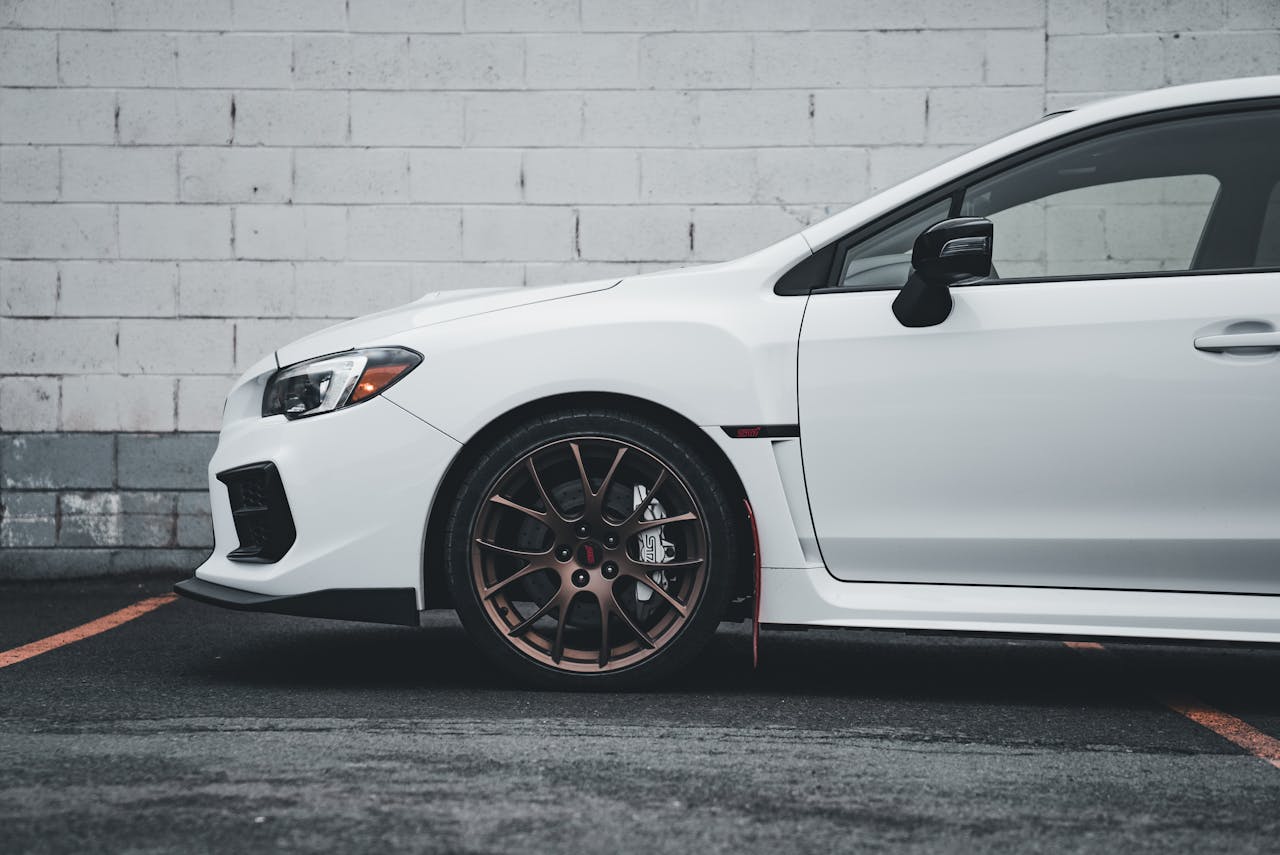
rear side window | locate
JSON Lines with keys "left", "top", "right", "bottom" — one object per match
{"left": 1257, "top": 180, "right": 1280, "bottom": 268}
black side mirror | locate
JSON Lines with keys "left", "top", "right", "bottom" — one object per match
{"left": 891, "top": 217, "right": 993, "bottom": 328}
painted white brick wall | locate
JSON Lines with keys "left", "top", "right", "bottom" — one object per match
{"left": 0, "top": 0, "right": 1277, "bottom": 435}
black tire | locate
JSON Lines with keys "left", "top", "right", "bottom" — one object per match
{"left": 443, "top": 406, "right": 742, "bottom": 690}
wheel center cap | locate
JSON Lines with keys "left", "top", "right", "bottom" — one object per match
{"left": 576, "top": 541, "right": 604, "bottom": 568}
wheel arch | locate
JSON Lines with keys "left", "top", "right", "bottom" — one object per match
{"left": 421, "top": 391, "right": 755, "bottom": 614}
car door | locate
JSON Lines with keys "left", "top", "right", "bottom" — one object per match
{"left": 798, "top": 104, "right": 1280, "bottom": 595}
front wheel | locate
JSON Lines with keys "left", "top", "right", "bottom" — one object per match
{"left": 443, "top": 409, "right": 742, "bottom": 690}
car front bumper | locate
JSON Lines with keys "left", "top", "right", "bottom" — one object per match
{"left": 192, "top": 392, "right": 461, "bottom": 610}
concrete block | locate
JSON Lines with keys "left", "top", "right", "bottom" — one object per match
{"left": 0, "top": 377, "right": 59, "bottom": 431}
{"left": 178, "top": 261, "right": 294, "bottom": 317}
{"left": 119, "top": 205, "right": 231, "bottom": 260}
{"left": 348, "top": 206, "right": 463, "bottom": 261}
{"left": 235, "top": 206, "right": 348, "bottom": 261}
{"left": 0, "top": 89, "right": 115, "bottom": 144}
{"left": 179, "top": 148, "right": 292, "bottom": 204}
{"left": 1108, "top": 0, "right": 1224, "bottom": 32}
{"left": 756, "top": 147, "right": 868, "bottom": 205}
{"left": 868, "top": 145, "right": 982, "bottom": 193}
{"left": 697, "top": 91, "right": 813, "bottom": 147}
{"left": 864, "top": 31, "right": 987, "bottom": 88}
{"left": 0, "top": 31, "right": 58, "bottom": 85}
{"left": 639, "top": 33, "right": 752, "bottom": 88}
{"left": 1165, "top": 32, "right": 1280, "bottom": 85}
{"left": 294, "top": 34, "right": 411, "bottom": 89}
{"left": 59, "top": 32, "right": 177, "bottom": 87}
{"left": 117, "top": 433, "right": 218, "bottom": 489}
{"left": 1226, "top": 0, "right": 1280, "bottom": 28}
{"left": 177, "top": 33, "right": 293, "bottom": 88}
{"left": 691, "top": 205, "right": 809, "bottom": 261}
{"left": 524, "top": 261, "right": 639, "bottom": 287}
{"left": 0, "top": 492, "right": 57, "bottom": 548}
{"left": 61, "top": 147, "right": 179, "bottom": 203}
{"left": 581, "top": 0, "right": 695, "bottom": 31}
{"left": 118, "top": 319, "right": 234, "bottom": 374}
{"left": 408, "top": 35, "right": 525, "bottom": 89}
{"left": 118, "top": 90, "right": 233, "bottom": 146}
{"left": 294, "top": 262, "right": 414, "bottom": 317}
{"left": 408, "top": 261, "right": 524, "bottom": 292}
{"left": 577, "top": 205, "right": 691, "bottom": 262}
{"left": 0, "top": 261, "right": 58, "bottom": 316}
{"left": 1047, "top": 34, "right": 1165, "bottom": 92}
{"left": 58, "top": 261, "right": 179, "bottom": 317}
{"left": 294, "top": 148, "right": 410, "bottom": 204}
{"left": 583, "top": 91, "right": 698, "bottom": 147}
{"left": 61, "top": 375, "right": 176, "bottom": 431}
{"left": 233, "top": 0, "right": 346, "bottom": 30}
{"left": 0, "top": 204, "right": 115, "bottom": 259}
{"left": 177, "top": 490, "right": 214, "bottom": 548}
{"left": 752, "top": 32, "right": 870, "bottom": 88}
{"left": 1, "top": 0, "right": 113, "bottom": 28}
{"left": 351, "top": 92, "right": 463, "bottom": 146}
{"left": 0, "top": 319, "right": 118, "bottom": 374}
{"left": 926, "top": 87, "right": 1045, "bottom": 144}
{"left": 814, "top": 89, "right": 927, "bottom": 146}
{"left": 349, "top": 0, "right": 464, "bottom": 31}
{"left": 985, "top": 29, "right": 1047, "bottom": 86}
{"left": 0, "top": 434, "right": 115, "bottom": 490}
{"left": 235, "top": 91, "right": 349, "bottom": 146}
{"left": 1048, "top": 0, "right": 1107, "bottom": 34}
{"left": 409, "top": 149, "right": 523, "bottom": 203}
{"left": 526, "top": 34, "right": 640, "bottom": 89}
{"left": 461, "top": 206, "right": 575, "bottom": 261}
{"left": 0, "top": 146, "right": 59, "bottom": 202}
{"left": 695, "top": 0, "right": 809, "bottom": 30}
{"left": 114, "top": 0, "right": 233, "bottom": 29}
{"left": 465, "top": 0, "right": 577, "bottom": 31}
{"left": 640, "top": 149, "right": 755, "bottom": 204}
{"left": 465, "top": 92, "right": 583, "bottom": 146}
{"left": 177, "top": 375, "right": 235, "bottom": 431}
{"left": 233, "top": 318, "right": 333, "bottom": 371}
{"left": 523, "top": 149, "right": 639, "bottom": 204}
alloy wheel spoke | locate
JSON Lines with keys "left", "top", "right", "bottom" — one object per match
{"left": 624, "top": 568, "right": 691, "bottom": 617}
{"left": 608, "top": 592, "right": 655, "bottom": 649}
{"left": 490, "top": 493, "right": 549, "bottom": 525}
{"left": 481, "top": 561, "right": 551, "bottom": 599}
{"left": 524, "top": 456, "right": 565, "bottom": 523}
{"left": 620, "top": 469, "right": 668, "bottom": 528}
{"left": 569, "top": 442, "right": 594, "bottom": 513}
{"left": 624, "top": 510, "right": 698, "bottom": 538}
{"left": 507, "top": 592, "right": 562, "bottom": 637}
{"left": 597, "top": 595, "right": 611, "bottom": 667}
{"left": 596, "top": 446, "right": 627, "bottom": 510}
{"left": 551, "top": 595, "right": 572, "bottom": 664}
{"left": 475, "top": 538, "right": 552, "bottom": 561}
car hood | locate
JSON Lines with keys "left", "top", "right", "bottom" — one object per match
{"left": 274, "top": 278, "right": 621, "bottom": 367}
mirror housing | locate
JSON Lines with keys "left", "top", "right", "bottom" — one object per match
{"left": 892, "top": 217, "right": 993, "bottom": 328}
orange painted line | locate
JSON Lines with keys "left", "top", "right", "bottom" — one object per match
{"left": 0, "top": 594, "right": 177, "bottom": 670}
{"left": 1065, "top": 640, "right": 1280, "bottom": 770}
{"left": 1159, "top": 694, "right": 1280, "bottom": 771}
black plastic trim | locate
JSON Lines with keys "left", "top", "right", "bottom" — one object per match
{"left": 174, "top": 578, "right": 421, "bottom": 627}
{"left": 721, "top": 424, "right": 801, "bottom": 439}
{"left": 217, "top": 461, "right": 296, "bottom": 563}
{"left": 774, "top": 96, "right": 1280, "bottom": 296}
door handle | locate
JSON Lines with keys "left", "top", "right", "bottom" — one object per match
{"left": 1193, "top": 331, "right": 1280, "bottom": 353}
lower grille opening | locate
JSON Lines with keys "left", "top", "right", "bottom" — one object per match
{"left": 217, "top": 462, "right": 297, "bottom": 563}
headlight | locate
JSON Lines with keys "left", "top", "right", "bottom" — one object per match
{"left": 262, "top": 347, "right": 422, "bottom": 419}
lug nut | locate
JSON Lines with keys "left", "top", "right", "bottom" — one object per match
{"left": 601, "top": 561, "right": 618, "bottom": 580}
{"left": 604, "top": 534, "right": 619, "bottom": 549}
{"left": 555, "top": 545, "right": 572, "bottom": 561}
{"left": 575, "top": 523, "right": 590, "bottom": 538}
{"left": 571, "top": 569, "right": 591, "bottom": 588}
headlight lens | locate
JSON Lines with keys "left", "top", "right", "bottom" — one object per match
{"left": 262, "top": 347, "right": 422, "bottom": 419}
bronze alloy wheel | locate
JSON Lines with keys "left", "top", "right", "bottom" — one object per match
{"left": 468, "top": 436, "right": 710, "bottom": 674}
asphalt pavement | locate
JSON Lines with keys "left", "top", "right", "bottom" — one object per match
{"left": 1, "top": 577, "right": 1278, "bottom": 854}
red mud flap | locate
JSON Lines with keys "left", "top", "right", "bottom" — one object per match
{"left": 744, "top": 499, "right": 762, "bottom": 669}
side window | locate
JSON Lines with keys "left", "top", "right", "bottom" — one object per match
{"left": 961, "top": 109, "right": 1280, "bottom": 280}
{"left": 837, "top": 199, "right": 951, "bottom": 289}
{"left": 1257, "top": 180, "right": 1280, "bottom": 268}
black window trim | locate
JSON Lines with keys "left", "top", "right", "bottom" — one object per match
{"left": 774, "top": 96, "right": 1280, "bottom": 296}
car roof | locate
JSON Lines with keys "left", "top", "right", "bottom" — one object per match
{"left": 799, "top": 75, "right": 1280, "bottom": 251}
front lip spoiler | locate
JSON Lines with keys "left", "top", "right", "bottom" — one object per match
{"left": 174, "top": 578, "right": 420, "bottom": 627}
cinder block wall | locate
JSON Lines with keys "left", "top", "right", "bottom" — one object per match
{"left": 2, "top": 0, "right": 1277, "bottom": 579}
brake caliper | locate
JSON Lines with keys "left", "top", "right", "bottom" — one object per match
{"left": 632, "top": 485, "right": 675, "bottom": 616}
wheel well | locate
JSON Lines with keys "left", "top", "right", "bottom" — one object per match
{"left": 421, "top": 392, "right": 755, "bottom": 614}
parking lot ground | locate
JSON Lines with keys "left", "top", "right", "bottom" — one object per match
{"left": 1, "top": 578, "right": 1279, "bottom": 854}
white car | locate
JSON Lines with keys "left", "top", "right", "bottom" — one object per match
{"left": 177, "top": 77, "right": 1280, "bottom": 689}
